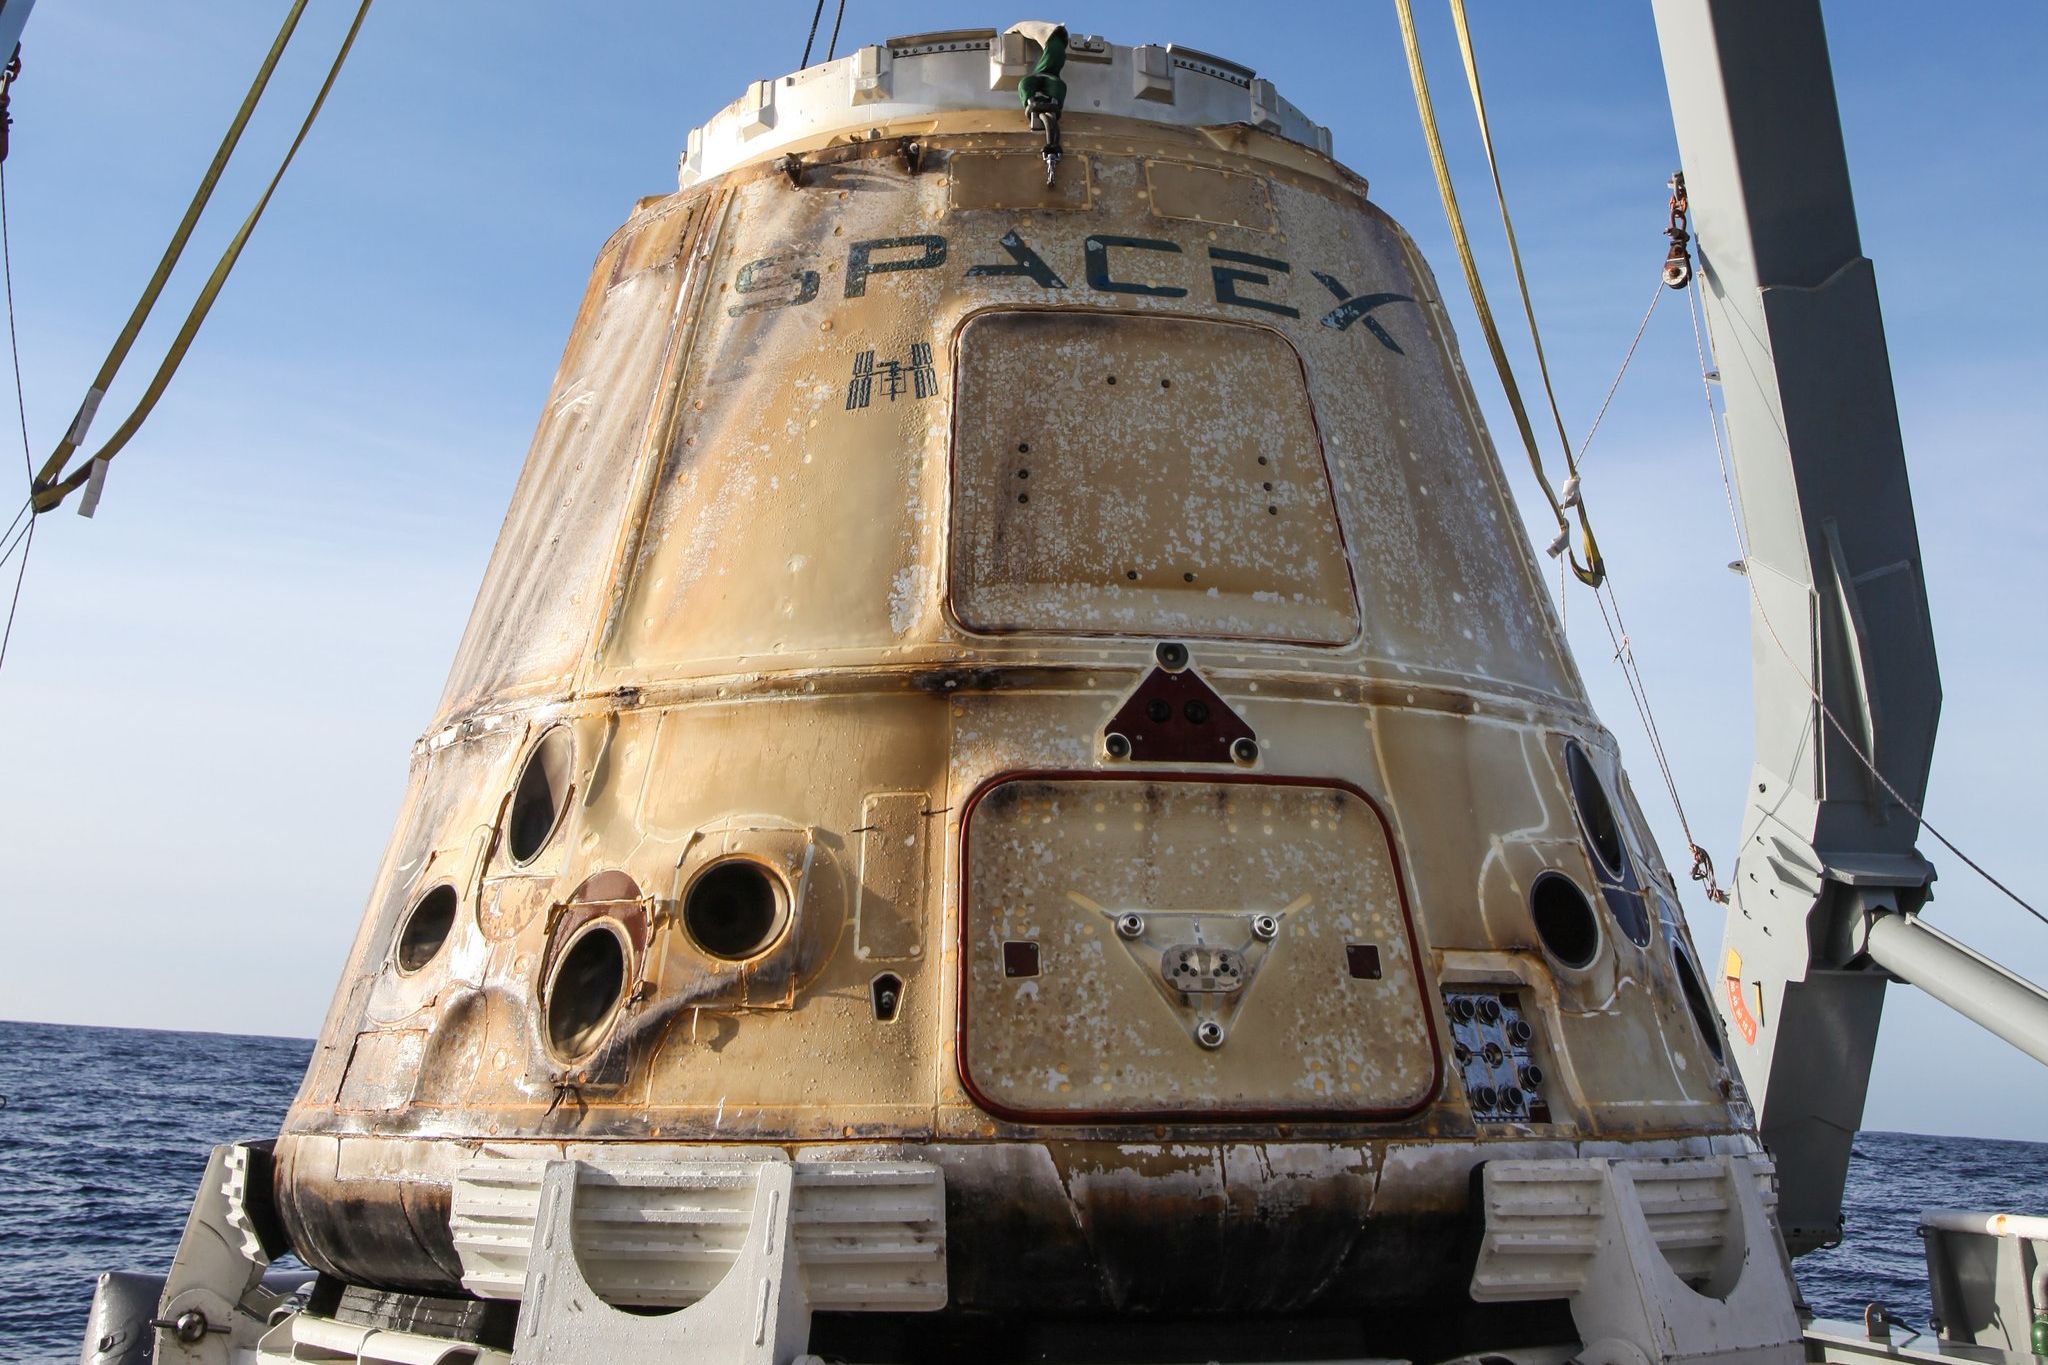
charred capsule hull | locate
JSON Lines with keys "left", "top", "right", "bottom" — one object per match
{"left": 275, "top": 51, "right": 1744, "bottom": 1320}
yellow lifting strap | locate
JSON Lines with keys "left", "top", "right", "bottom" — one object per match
{"left": 30, "top": 0, "right": 375, "bottom": 514}
{"left": 1394, "top": 0, "right": 1606, "bottom": 587}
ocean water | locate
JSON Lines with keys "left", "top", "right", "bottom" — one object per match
{"left": 1, "top": 1018, "right": 2043, "bottom": 1363}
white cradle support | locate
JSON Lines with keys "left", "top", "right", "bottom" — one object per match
{"left": 509, "top": 1159, "right": 811, "bottom": 1365}
{"left": 1470, "top": 1153, "right": 1803, "bottom": 1365}
{"left": 450, "top": 1153, "right": 948, "bottom": 1314}
{"left": 442, "top": 1153, "right": 945, "bottom": 1365}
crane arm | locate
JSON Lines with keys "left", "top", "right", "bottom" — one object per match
{"left": 1650, "top": 0, "right": 2048, "bottom": 1255}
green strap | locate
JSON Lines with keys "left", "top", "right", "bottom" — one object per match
{"left": 1018, "top": 25, "right": 1068, "bottom": 108}
{"left": 34, "top": 0, "right": 376, "bottom": 513}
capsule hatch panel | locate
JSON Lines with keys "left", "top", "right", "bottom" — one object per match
{"left": 959, "top": 776, "right": 1436, "bottom": 1122}
{"left": 948, "top": 311, "right": 1360, "bottom": 644}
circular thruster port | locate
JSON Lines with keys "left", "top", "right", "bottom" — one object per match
{"left": 544, "top": 921, "right": 629, "bottom": 1060}
{"left": 683, "top": 859, "right": 789, "bottom": 961}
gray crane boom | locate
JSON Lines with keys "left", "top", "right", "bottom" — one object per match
{"left": 1649, "top": 0, "right": 2048, "bottom": 1256}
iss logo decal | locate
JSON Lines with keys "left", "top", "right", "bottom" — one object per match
{"left": 845, "top": 344, "right": 938, "bottom": 410}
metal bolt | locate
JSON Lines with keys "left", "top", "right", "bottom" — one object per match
{"left": 1116, "top": 913, "right": 1145, "bottom": 940}
{"left": 1103, "top": 732, "right": 1132, "bottom": 760}
{"left": 1230, "top": 737, "right": 1259, "bottom": 766}
{"left": 1252, "top": 913, "right": 1278, "bottom": 941}
{"left": 1155, "top": 641, "right": 1189, "bottom": 670}
{"left": 149, "top": 1310, "right": 214, "bottom": 1345}
{"left": 1196, "top": 1020, "right": 1225, "bottom": 1048}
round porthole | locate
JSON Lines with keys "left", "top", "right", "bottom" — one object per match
{"left": 1563, "top": 741, "right": 1627, "bottom": 878}
{"left": 1530, "top": 871, "right": 1600, "bottom": 969}
{"left": 395, "top": 884, "right": 459, "bottom": 974}
{"left": 1673, "top": 945, "right": 1726, "bottom": 1064}
{"left": 544, "top": 921, "right": 629, "bottom": 1060}
{"left": 683, "top": 860, "right": 788, "bottom": 961}
{"left": 507, "top": 726, "right": 574, "bottom": 865}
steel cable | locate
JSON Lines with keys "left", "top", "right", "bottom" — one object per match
{"left": 1576, "top": 282, "right": 1663, "bottom": 467}
{"left": 1, "top": 162, "right": 25, "bottom": 483}
{"left": 0, "top": 514, "right": 28, "bottom": 671}
{"left": 825, "top": 0, "right": 848, "bottom": 63}
{"left": 0, "top": 158, "right": 30, "bottom": 676}
{"left": 799, "top": 0, "right": 828, "bottom": 68}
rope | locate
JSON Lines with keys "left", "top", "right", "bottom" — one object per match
{"left": 0, "top": 154, "right": 29, "bottom": 676}
{"left": 1597, "top": 575, "right": 1724, "bottom": 900}
{"left": 1685, "top": 282, "right": 1750, "bottom": 553}
{"left": 1577, "top": 282, "right": 1663, "bottom": 466}
{"left": 1399, "top": 3, "right": 1722, "bottom": 897}
{"left": 825, "top": 0, "right": 848, "bottom": 62}
{"left": 1685, "top": 274, "right": 2047, "bottom": 932}
{"left": 0, "top": 513, "right": 30, "bottom": 673}
{"left": 799, "top": 0, "right": 827, "bottom": 68}
{"left": 32, "top": 0, "right": 310, "bottom": 497}
{"left": 1566, "top": 280, "right": 1721, "bottom": 892}
{"left": 31, "top": 0, "right": 375, "bottom": 513}
{"left": 0, "top": 495, "right": 26, "bottom": 562}
{"left": 1394, "top": 0, "right": 1601, "bottom": 586}
{"left": 1, "top": 160, "right": 26, "bottom": 483}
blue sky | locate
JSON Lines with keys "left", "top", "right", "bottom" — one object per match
{"left": 1, "top": 3, "right": 2043, "bottom": 1141}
